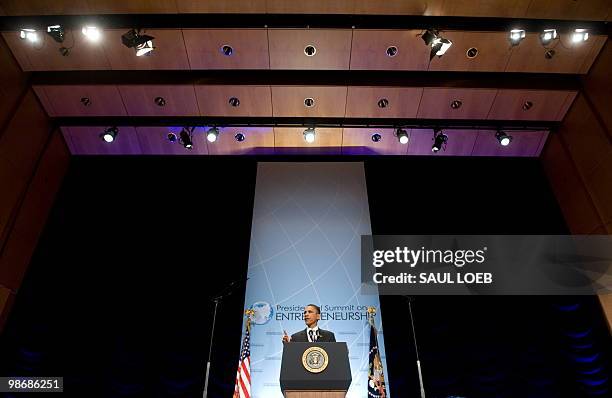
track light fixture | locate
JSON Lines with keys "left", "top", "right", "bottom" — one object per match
{"left": 100, "top": 127, "right": 118, "bottom": 143}
{"left": 431, "top": 129, "right": 448, "bottom": 153}
{"left": 509, "top": 29, "right": 526, "bottom": 46}
{"left": 540, "top": 29, "right": 557, "bottom": 45}
{"left": 121, "top": 29, "right": 155, "bottom": 56}
{"left": 46, "top": 25, "right": 65, "bottom": 43}
{"left": 303, "top": 127, "right": 316, "bottom": 143}
{"left": 421, "top": 29, "right": 452, "bottom": 60}
{"left": 396, "top": 128, "right": 409, "bottom": 145}
{"left": 19, "top": 29, "right": 38, "bottom": 43}
{"left": 82, "top": 26, "right": 101, "bottom": 42}
{"left": 179, "top": 128, "right": 194, "bottom": 149}
{"left": 207, "top": 127, "right": 220, "bottom": 143}
{"left": 571, "top": 29, "right": 589, "bottom": 43}
{"left": 495, "top": 130, "right": 513, "bottom": 147}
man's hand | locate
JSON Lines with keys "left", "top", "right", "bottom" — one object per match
{"left": 282, "top": 330, "right": 291, "bottom": 343}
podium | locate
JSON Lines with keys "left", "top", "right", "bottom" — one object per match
{"left": 280, "top": 342, "right": 351, "bottom": 398}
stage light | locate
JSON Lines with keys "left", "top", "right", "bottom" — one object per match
{"left": 540, "top": 29, "right": 557, "bottom": 45}
{"left": 121, "top": 29, "right": 155, "bottom": 56}
{"left": 571, "top": 29, "right": 589, "bottom": 43}
{"left": 303, "top": 127, "right": 316, "bottom": 143}
{"left": 100, "top": 127, "right": 118, "bottom": 143}
{"left": 495, "top": 130, "right": 513, "bottom": 147}
{"left": 82, "top": 26, "right": 101, "bottom": 42}
{"left": 396, "top": 128, "right": 409, "bottom": 145}
{"left": 207, "top": 127, "right": 219, "bottom": 143}
{"left": 432, "top": 129, "right": 448, "bottom": 153}
{"left": 19, "top": 29, "right": 38, "bottom": 43}
{"left": 509, "top": 29, "right": 525, "bottom": 46}
{"left": 422, "top": 29, "right": 452, "bottom": 59}
{"left": 46, "top": 25, "right": 65, "bottom": 43}
{"left": 179, "top": 128, "right": 193, "bottom": 149}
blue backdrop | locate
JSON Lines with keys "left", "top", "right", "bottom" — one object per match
{"left": 241, "top": 162, "right": 389, "bottom": 398}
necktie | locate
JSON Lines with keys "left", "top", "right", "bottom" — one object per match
{"left": 309, "top": 330, "right": 315, "bottom": 342}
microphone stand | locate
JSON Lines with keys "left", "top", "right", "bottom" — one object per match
{"left": 202, "top": 278, "right": 247, "bottom": 398}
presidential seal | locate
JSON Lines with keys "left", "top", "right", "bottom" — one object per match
{"left": 302, "top": 346, "right": 329, "bottom": 374}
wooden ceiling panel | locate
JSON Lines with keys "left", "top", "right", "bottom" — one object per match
{"left": 525, "top": 0, "right": 610, "bottom": 21}
{"left": 352, "top": 0, "right": 442, "bottom": 15}
{"left": 505, "top": 33, "right": 607, "bottom": 74}
{"left": 136, "top": 127, "right": 208, "bottom": 155}
{"left": 266, "top": 0, "right": 353, "bottom": 14}
{"left": 206, "top": 126, "right": 274, "bottom": 155}
{"left": 35, "top": 85, "right": 126, "bottom": 116}
{"left": 439, "top": 0, "right": 530, "bottom": 17}
{"left": 345, "top": 87, "right": 422, "bottom": 118}
{"left": 268, "top": 29, "right": 352, "bottom": 70}
{"left": 428, "top": 31, "right": 514, "bottom": 72}
{"left": 2, "top": 0, "right": 91, "bottom": 15}
{"left": 417, "top": 88, "right": 497, "bottom": 119}
{"left": 102, "top": 29, "right": 190, "bottom": 70}
{"left": 342, "top": 128, "right": 408, "bottom": 155}
{"left": 118, "top": 85, "right": 199, "bottom": 116}
{"left": 407, "top": 129, "right": 478, "bottom": 156}
{"left": 183, "top": 29, "right": 269, "bottom": 69}
{"left": 472, "top": 130, "right": 547, "bottom": 156}
{"left": 350, "top": 30, "right": 430, "bottom": 70}
{"left": 488, "top": 90, "right": 577, "bottom": 121}
{"left": 2, "top": 31, "right": 110, "bottom": 71}
{"left": 274, "top": 127, "right": 342, "bottom": 153}
{"left": 85, "top": 0, "right": 178, "bottom": 14}
{"left": 195, "top": 85, "right": 272, "bottom": 117}
{"left": 176, "top": 0, "right": 266, "bottom": 13}
{"left": 271, "top": 86, "right": 347, "bottom": 117}
{"left": 63, "top": 126, "right": 142, "bottom": 155}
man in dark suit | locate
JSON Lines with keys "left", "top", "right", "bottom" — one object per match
{"left": 282, "top": 304, "right": 336, "bottom": 343}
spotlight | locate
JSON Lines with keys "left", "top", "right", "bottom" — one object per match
{"left": 207, "top": 127, "right": 219, "bottom": 143}
{"left": 539, "top": 29, "right": 557, "bottom": 45}
{"left": 179, "top": 128, "right": 193, "bottom": 149}
{"left": 509, "top": 29, "right": 526, "bottom": 46}
{"left": 303, "top": 127, "right": 316, "bottom": 143}
{"left": 82, "top": 26, "right": 101, "bottom": 42}
{"left": 495, "top": 130, "right": 513, "bottom": 147}
{"left": 396, "top": 128, "right": 409, "bottom": 145}
{"left": 121, "top": 29, "right": 155, "bottom": 56}
{"left": 571, "top": 29, "right": 589, "bottom": 43}
{"left": 422, "top": 29, "right": 452, "bottom": 60}
{"left": 46, "top": 25, "right": 65, "bottom": 43}
{"left": 19, "top": 29, "right": 38, "bottom": 43}
{"left": 100, "top": 127, "right": 118, "bottom": 143}
{"left": 431, "top": 129, "right": 448, "bottom": 153}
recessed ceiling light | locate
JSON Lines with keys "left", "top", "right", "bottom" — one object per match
{"left": 450, "top": 100, "right": 462, "bottom": 109}
{"left": 80, "top": 97, "right": 91, "bottom": 107}
{"left": 82, "top": 26, "right": 101, "bottom": 42}
{"left": 386, "top": 46, "right": 398, "bottom": 57}
{"left": 154, "top": 97, "right": 166, "bottom": 107}
{"left": 466, "top": 47, "right": 478, "bottom": 58}
{"left": 235, "top": 132, "right": 246, "bottom": 142}
{"left": 304, "top": 45, "right": 316, "bottom": 56}
{"left": 221, "top": 45, "right": 233, "bottom": 56}
{"left": 304, "top": 98, "right": 315, "bottom": 108}
{"left": 378, "top": 98, "right": 389, "bottom": 108}
{"left": 371, "top": 133, "right": 382, "bottom": 142}
{"left": 167, "top": 132, "right": 177, "bottom": 143}
{"left": 229, "top": 97, "right": 240, "bottom": 107}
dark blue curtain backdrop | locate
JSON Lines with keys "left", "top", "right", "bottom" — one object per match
{"left": 0, "top": 156, "right": 610, "bottom": 398}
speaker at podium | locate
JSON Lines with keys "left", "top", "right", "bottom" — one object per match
{"left": 280, "top": 342, "right": 352, "bottom": 398}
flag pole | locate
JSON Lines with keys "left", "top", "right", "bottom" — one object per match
{"left": 407, "top": 298, "right": 426, "bottom": 398}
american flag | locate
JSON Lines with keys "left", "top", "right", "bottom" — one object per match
{"left": 233, "top": 319, "right": 251, "bottom": 398}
